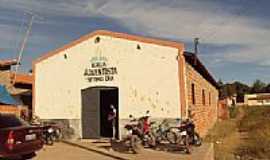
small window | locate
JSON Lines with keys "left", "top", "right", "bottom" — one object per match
{"left": 209, "top": 92, "right": 211, "bottom": 106}
{"left": 202, "top": 89, "right": 206, "bottom": 106}
{"left": 137, "top": 44, "right": 141, "bottom": 50}
{"left": 192, "top": 83, "right": 196, "bottom": 105}
{"left": 94, "top": 37, "right": 100, "bottom": 43}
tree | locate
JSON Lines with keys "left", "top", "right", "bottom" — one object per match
{"left": 217, "top": 79, "right": 224, "bottom": 87}
{"left": 218, "top": 79, "right": 227, "bottom": 99}
{"left": 263, "top": 84, "right": 270, "bottom": 93}
{"left": 250, "top": 79, "right": 266, "bottom": 93}
{"left": 233, "top": 81, "right": 250, "bottom": 102}
{"left": 218, "top": 81, "right": 237, "bottom": 99}
{"left": 218, "top": 80, "right": 250, "bottom": 102}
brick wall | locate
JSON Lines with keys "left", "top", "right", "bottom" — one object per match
{"left": 218, "top": 100, "right": 229, "bottom": 120}
{"left": 0, "top": 105, "right": 20, "bottom": 115}
{"left": 0, "top": 105, "right": 29, "bottom": 119}
{"left": 185, "top": 63, "right": 218, "bottom": 137}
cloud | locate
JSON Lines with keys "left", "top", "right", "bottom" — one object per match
{"left": 0, "top": 0, "right": 269, "bottom": 67}
{"left": 90, "top": 0, "right": 270, "bottom": 66}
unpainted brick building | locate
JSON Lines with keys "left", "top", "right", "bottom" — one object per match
{"left": 184, "top": 52, "right": 219, "bottom": 137}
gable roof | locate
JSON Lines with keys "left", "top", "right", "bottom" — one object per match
{"left": 184, "top": 51, "right": 219, "bottom": 89}
{"left": 33, "top": 30, "right": 184, "bottom": 65}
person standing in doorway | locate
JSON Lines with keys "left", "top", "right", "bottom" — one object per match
{"left": 108, "top": 104, "right": 117, "bottom": 140}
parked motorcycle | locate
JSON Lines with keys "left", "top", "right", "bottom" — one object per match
{"left": 153, "top": 120, "right": 178, "bottom": 144}
{"left": 122, "top": 118, "right": 142, "bottom": 153}
{"left": 137, "top": 116, "right": 156, "bottom": 148}
{"left": 30, "top": 117, "right": 63, "bottom": 145}
{"left": 166, "top": 121, "right": 190, "bottom": 154}
{"left": 48, "top": 122, "right": 63, "bottom": 142}
{"left": 171, "top": 118, "right": 202, "bottom": 154}
{"left": 183, "top": 119, "right": 202, "bottom": 146}
{"left": 39, "top": 122, "right": 63, "bottom": 145}
{"left": 42, "top": 125, "right": 55, "bottom": 145}
{"left": 124, "top": 115, "right": 156, "bottom": 149}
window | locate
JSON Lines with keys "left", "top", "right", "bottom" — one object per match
{"left": 192, "top": 83, "right": 196, "bottom": 105}
{"left": 202, "top": 89, "right": 206, "bottom": 106}
{"left": 209, "top": 92, "right": 211, "bottom": 105}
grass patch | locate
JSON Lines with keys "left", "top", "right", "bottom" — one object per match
{"left": 205, "top": 105, "right": 270, "bottom": 160}
{"left": 237, "top": 106, "right": 270, "bottom": 159}
{"left": 228, "top": 106, "right": 239, "bottom": 119}
{"left": 205, "top": 119, "right": 239, "bottom": 160}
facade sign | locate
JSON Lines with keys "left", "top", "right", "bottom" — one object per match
{"left": 84, "top": 57, "right": 117, "bottom": 82}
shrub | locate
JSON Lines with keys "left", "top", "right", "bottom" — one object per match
{"left": 228, "top": 106, "right": 238, "bottom": 118}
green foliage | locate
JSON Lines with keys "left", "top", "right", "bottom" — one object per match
{"left": 237, "top": 106, "right": 270, "bottom": 159}
{"left": 206, "top": 106, "right": 270, "bottom": 160}
{"left": 250, "top": 79, "right": 267, "bottom": 93}
{"left": 228, "top": 106, "right": 239, "bottom": 119}
{"left": 219, "top": 80, "right": 250, "bottom": 102}
{"left": 218, "top": 79, "right": 270, "bottom": 102}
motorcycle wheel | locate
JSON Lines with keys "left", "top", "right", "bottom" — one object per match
{"left": 147, "top": 133, "right": 156, "bottom": 148}
{"left": 193, "top": 132, "right": 202, "bottom": 146}
{"left": 165, "top": 131, "right": 177, "bottom": 144}
{"left": 184, "top": 135, "right": 191, "bottom": 154}
{"left": 46, "top": 136, "right": 54, "bottom": 145}
{"left": 155, "top": 135, "right": 162, "bottom": 144}
{"left": 130, "top": 135, "right": 142, "bottom": 154}
{"left": 54, "top": 129, "right": 63, "bottom": 142}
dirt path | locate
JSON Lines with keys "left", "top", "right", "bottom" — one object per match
{"left": 33, "top": 142, "right": 115, "bottom": 160}
{"left": 206, "top": 106, "right": 248, "bottom": 160}
{"left": 208, "top": 106, "right": 270, "bottom": 160}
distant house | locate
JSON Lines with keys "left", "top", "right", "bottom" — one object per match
{"left": 222, "top": 95, "right": 237, "bottom": 107}
{"left": 0, "top": 59, "right": 32, "bottom": 119}
{"left": 244, "top": 93, "right": 270, "bottom": 106}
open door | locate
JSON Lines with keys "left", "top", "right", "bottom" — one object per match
{"left": 81, "top": 87, "right": 119, "bottom": 139}
{"left": 100, "top": 88, "right": 119, "bottom": 139}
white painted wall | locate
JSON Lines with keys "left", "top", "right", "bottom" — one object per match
{"left": 245, "top": 94, "right": 270, "bottom": 106}
{"left": 34, "top": 35, "right": 181, "bottom": 124}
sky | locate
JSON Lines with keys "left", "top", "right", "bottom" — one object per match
{"left": 0, "top": 0, "right": 269, "bottom": 85}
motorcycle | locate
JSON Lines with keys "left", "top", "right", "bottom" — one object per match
{"left": 153, "top": 119, "right": 178, "bottom": 144}
{"left": 171, "top": 118, "right": 202, "bottom": 154}
{"left": 41, "top": 122, "right": 63, "bottom": 145}
{"left": 42, "top": 125, "right": 55, "bottom": 145}
{"left": 183, "top": 119, "right": 202, "bottom": 146}
{"left": 124, "top": 115, "right": 156, "bottom": 149}
{"left": 122, "top": 118, "right": 142, "bottom": 153}
{"left": 30, "top": 118, "right": 63, "bottom": 145}
{"left": 48, "top": 122, "right": 63, "bottom": 142}
{"left": 137, "top": 116, "right": 156, "bottom": 148}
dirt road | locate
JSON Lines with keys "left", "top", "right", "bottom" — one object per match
{"left": 32, "top": 140, "right": 213, "bottom": 160}
{"left": 33, "top": 143, "right": 115, "bottom": 160}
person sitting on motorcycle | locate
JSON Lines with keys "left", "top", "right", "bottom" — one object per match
{"left": 143, "top": 110, "right": 151, "bottom": 134}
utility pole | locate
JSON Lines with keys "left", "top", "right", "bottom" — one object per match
{"left": 12, "top": 13, "right": 35, "bottom": 84}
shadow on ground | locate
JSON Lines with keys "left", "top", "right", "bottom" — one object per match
{"left": 97, "top": 140, "right": 192, "bottom": 155}
{"left": 2, "top": 152, "right": 36, "bottom": 160}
